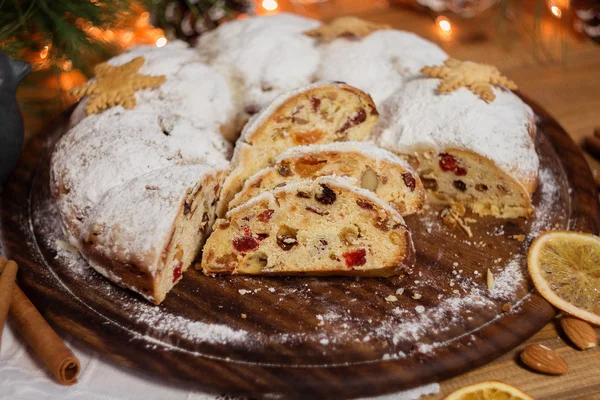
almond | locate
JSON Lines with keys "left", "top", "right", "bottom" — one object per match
{"left": 486, "top": 269, "right": 494, "bottom": 291}
{"left": 520, "top": 344, "right": 568, "bottom": 375}
{"left": 361, "top": 168, "right": 378, "bottom": 192}
{"left": 560, "top": 317, "right": 598, "bottom": 350}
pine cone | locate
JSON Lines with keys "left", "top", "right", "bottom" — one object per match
{"left": 156, "top": 0, "right": 254, "bottom": 44}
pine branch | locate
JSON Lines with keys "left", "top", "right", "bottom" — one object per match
{"left": 0, "top": 0, "right": 146, "bottom": 75}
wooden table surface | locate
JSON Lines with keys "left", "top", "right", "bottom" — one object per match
{"left": 15, "top": 2, "right": 600, "bottom": 399}
{"left": 364, "top": 5, "right": 600, "bottom": 400}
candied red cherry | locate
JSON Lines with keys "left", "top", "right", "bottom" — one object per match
{"left": 233, "top": 236, "right": 259, "bottom": 252}
{"left": 439, "top": 153, "right": 468, "bottom": 176}
{"left": 439, "top": 153, "right": 458, "bottom": 172}
{"left": 257, "top": 209, "right": 274, "bottom": 222}
{"left": 172, "top": 263, "right": 183, "bottom": 283}
{"left": 342, "top": 248, "right": 367, "bottom": 268}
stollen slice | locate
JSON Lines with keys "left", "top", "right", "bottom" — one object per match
{"left": 202, "top": 176, "right": 414, "bottom": 276}
{"left": 228, "top": 141, "right": 425, "bottom": 216}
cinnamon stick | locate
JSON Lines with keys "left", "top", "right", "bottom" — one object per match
{"left": 0, "top": 257, "right": 18, "bottom": 351}
{"left": 0, "top": 257, "right": 80, "bottom": 385}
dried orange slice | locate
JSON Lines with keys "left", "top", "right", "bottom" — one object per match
{"left": 528, "top": 230, "right": 600, "bottom": 326}
{"left": 444, "top": 381, "right": 534, "bottom": 400}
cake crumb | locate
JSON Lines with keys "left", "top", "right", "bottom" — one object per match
{"left": 442, "top": 213, "right": 458, "bottom": 229}
{"left": 396, "top": 288, "right": 405, "bottom": 295}
{"left": 241, "top": 313, "right": 247, "bottom": 319}
{"left": 510, "top": 234, "right": 526, "bottom": 242}
{"left": 238, "top": 289, "right": 250, "bottom": 295}
{"left": 450, "top": 203, "right": 466, "bottom": 217}
{"left": 385, "top": 295, "right": 398, "bottom": 302}
{"left": 412, "top": 293, "right": 422, "bottom": 300}
{"left": 441, "top": 207, "right": 473, "bottom": 238}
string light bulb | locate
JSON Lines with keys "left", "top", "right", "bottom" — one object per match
{"left": 262, "top": 0, "right": 278, "bottom": 11}
{"left": 435, "top": 16, "right": 452, "bottom": 38}
{"left": 546, "top": 0, "right": 570, "bottom": 18}
{"left": 39, "top": 45, "right": 49, "bottom": 59}
{"left": 156, "top": 36, "right": 167, "bottom": 47}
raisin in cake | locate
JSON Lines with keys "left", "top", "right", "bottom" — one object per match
{"left": 51, "top": 108, "right": 230, "bottom": 303}
{"left": 202, "top": 176, "right": 414, "bottom": 276}
{"left": 228, "top": 142, "right": 425, "bottom": 216}
{"left": 196, "top": 13, "right": 321, "bottom": 130}
{"left": 70, "top": 42, "right": 237, "bottom": 141}
{"left": 216, "top": 82, "right": 379, "bottom": 217}
{"left": 372, "top": 77, "right": 538, "bottom": 218}
{"left": 316, "top": 30, "right": 448, "bottom": 105}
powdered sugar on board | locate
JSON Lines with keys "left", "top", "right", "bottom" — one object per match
{"left": 26, "top": 120, "right": 568, "bottom": 399}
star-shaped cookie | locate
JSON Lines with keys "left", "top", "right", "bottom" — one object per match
{"left": 71, "top": 56, "right": 166, "bottom": 115}
{"left": 420, "top": 59, "right": 517, "bottom": 102}
{"left": 304, "top": 17, "right": 391, "bottom": 42}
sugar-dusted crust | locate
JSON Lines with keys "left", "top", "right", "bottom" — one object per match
{"left": 228, "top": 141, "right": 425, "bottom": 215}
{"left": 81, "top": 165, "right": 225, "bottom": 304}
{"left": 372, "top": 78, "right": 538, "bottom": 218}
{"left": 70, "top": 42, "right": 237, "bottom": 141}
{"left": 202, "top": 176, "right": 414, "bottom": 276}
{"left": 316, "top": 30, "right": 448, "bottom": 105}
{"left": 51, "top": 108, "right": 230, "bottom": 304}
{"left": 216, "top": 82, "right": 379, "bottom": 217}
{"left": 196, "top": 13, "right": 321, "bottom": 130}
{"left": 52, "top": 108, "right": 231, "bottom": 237}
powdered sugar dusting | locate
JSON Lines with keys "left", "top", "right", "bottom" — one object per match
{"left": 528, "top": 166, "right": 561, "bottom": 239}
{"left": 196, "top": 13, "right": 321, "bottom": 119}
{"left": 317, "top": 30, "right": 448, "bottom": 105}
{"left": 70, "top": 42, "right": 235, "bottom": 136}
{"left": 489, "top": 256, "right": 525, "bottom": 300}
{"left": 132, "top": 303, "right": 249, "bottom": 345}
{"left": 373, "top": 78, "right": 538, "bottom": 187}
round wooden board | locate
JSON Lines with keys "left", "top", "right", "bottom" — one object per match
{"left": 1, "top": 97, "right": 599, "bottom": 399}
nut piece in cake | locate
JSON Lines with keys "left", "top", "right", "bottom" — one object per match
{"left": 217, "top": 82, "right": 379, "bottom": 217}
{"left": 228, "top": 142, "right": 424, "bottom": 216}
{"left": 202, "top": 176, "right": 414, "bottom": 276}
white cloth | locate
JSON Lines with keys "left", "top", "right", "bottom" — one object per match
{"left": 0, "top": 325, "right": 439, "bottom": 400}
